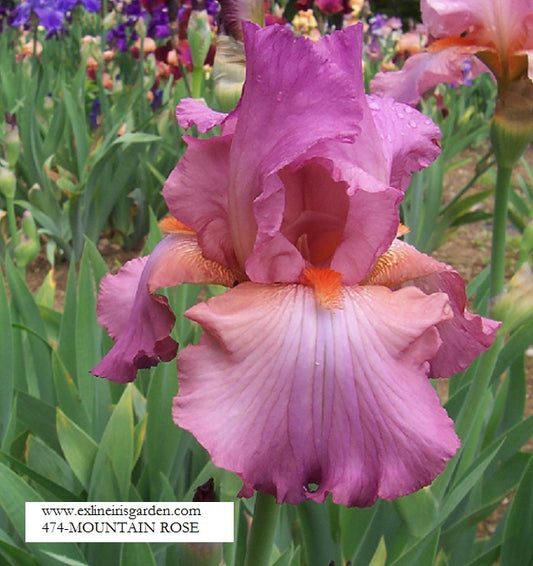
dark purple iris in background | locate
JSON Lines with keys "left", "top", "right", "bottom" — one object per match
{"left": 10, "top": 0, "right": 101, "bottom": 34}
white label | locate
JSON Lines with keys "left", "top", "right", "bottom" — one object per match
{"left": 25, "top": 502, "right": 234, "bottom": 543}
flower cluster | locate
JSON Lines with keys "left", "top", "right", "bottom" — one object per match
{"left": 93, "top": 22, "right": 499, "bottom": 507}
{"left": 10, "top": 0, "right": 101, "bottom": 36}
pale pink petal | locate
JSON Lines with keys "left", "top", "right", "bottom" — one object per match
{"left": 364, "top": 239, "right": 501, "bottom": 377}
{"left": 92, "top": 233, "right": 238, "bottom": 383}
{"left": 163, "top": 135, "right": 238, "bottom": 271}
{"left": 370, "top": 48, "right": 487, "bottom": 106}
{"left": 174, "top": 283, "right": 460, "bottom": 506}
{"left": 422, "top": 0, "right": 533, "bottom": 55}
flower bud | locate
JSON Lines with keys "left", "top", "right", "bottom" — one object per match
{"left": 5, "top": 124, "right": 21, "bottom": 169}
{"left": 0, "top": 165, "right": 16, "bottom": 199}
{"left": 188, "top": 10, "right": 212, "bottom": 70}
{"left": 491, "top": 262, "right": 533, "bottom": 333}
{"left": 15, "top": 211, "right": 40, "bottom": 269}
{"left": 212, "top": 35, "right": 245, "bottom": 112}
{"left": 135, "top": 17, "right": 147, "bottom": 39}
{"left": 491, "top": 76, "right": 533, "bottom": 168}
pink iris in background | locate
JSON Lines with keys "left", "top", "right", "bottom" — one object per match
{"left": 92, "top": 22, "right": 500, "bottom": 506}
{"left": 370, "top": 0, "right": 533, "bottom": 105}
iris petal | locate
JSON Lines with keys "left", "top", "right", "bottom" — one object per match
{"left": 92, "top": 233, "right": 238, "bottom": 383}
{"left": 174, "top": 282, "right": 460, "bottom": 506}
{"left": 364, "top": 239, "right": 501, "bottom": 376}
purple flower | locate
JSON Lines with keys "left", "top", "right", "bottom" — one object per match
{"left": 205, "top": 0, "right": 219, "bottom": 17}
{"left": 150, "top": 88, "right": 163, "bottom": 111}
{"left": 10, "top": 0, "right": 101, "bottom": 32}
{"left": 92, "top": 23, "right": 499, "bottom": 506}
{"left": 369, "top": 13, "right": 388, "bottom": 35}
{"left": 147, "top": 6, "right": 169, "bottom": 39}
{"left": 80, "top": 0, "right": 101, "bottom": 11}
{"left": 89, "top": 98, "right": 101, "bottom": 129}
{"left": 124, "top": 0, "right": 144, "bottom": 19}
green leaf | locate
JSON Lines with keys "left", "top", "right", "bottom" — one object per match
{"left": 62, "top": 84, "right": 89, "bottom": 177}
{"left": 500, "top": 456, "right": 533, "bottom": 566}
{"left": 485, "top": 357, "right": 526, "bottom": 446}
{"left": 350, "top": 502, "right": 402, "bottom": 566}
{"left": 492, "top": 321, "right": 533, "bottom": 380}
{"left": 34, "top": 270, "right": 56, "bottom": 309}
{"left": 17, "top": 391, "right": 60, "bottom": 453}
{"left": 0, "top": 462, "right": 85, "bottom": 562}
{"left": 368, "top": 537, "right": 387, "bottom": 566}
{"left": 394, "top": 487, "right": 439, "bottom": 538}
{"left": 38, "top": 551, "right": 89, "bottom": 566}
{"left": 466, "top": 545, "right": 501, "bottom": 566}
{"left": 389, "top": 529, "right": 440, "bottom": 566}
{"left": 52, "top": 352, "right": 90, "bottom": 432}
{"left": 120, "top": 543, "right": 157, "bottom": 566}
{"left": 442, "top": 453, "right": 530, "bottom": 543}
{"left": 56, "top": 409, "right": 98, "bottom": 490}
{"left": 26, "top": 434, "right": 81, "bottom": 495}
{"left": 75, "top": 249, "right": 100, "bottom": 420}
{"left": 111, "top": 132, "right": 161, "bottom": 146}
{"left": 142, "top": 208, "right": 163, "bottom": 255}
{"left": 0, "top": 540, "right": 40, "bottom": 566}
{"left": 133, "top": 415, "right": 147, "bottom": 469}
{"left": 82, "top": 237, "right": 109, "bottom": 287}
{"left": 435, "top": 441, "right": 503, "bottom": 528}
{"left": 57, "top": 260, "right": 78, "bottom": 379}
{"left": 0, "top": 449, "right": 79, "bottom": 503}
{"left": 0, "top": 271, "right": 13, "bottom": 442}
{"left": 5, "top": 255, "right": 54, "bottom": 403}
{"left": 145, "top": 363, "right": 181, "bottom": 495}
{"left": 88, "top": 385, "right": 134, "bottom": 501}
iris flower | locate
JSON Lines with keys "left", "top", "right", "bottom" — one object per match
{"left": 11, "top": 0, "right": 101, "bottom": 34}
{"left": 370, "top": 0, "right": 533, "bottom": 105}
{"left": 92, "top": 23, "right": 499, "bottom": 506}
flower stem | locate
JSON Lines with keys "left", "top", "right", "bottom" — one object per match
{"left": 489, "top": 164, "right": 513, "bottom": 299}
{"left": 243, "top": 492, "right": 280, "bottom": 566}
{"left": 192, "top": 66, "right": 204, "bottom": 99}
{"left": 6, "top": 196, "right": 18, "bottom": 254}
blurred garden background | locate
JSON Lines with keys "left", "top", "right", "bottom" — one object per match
{"left": 0, "top": 0, "right": 532, "bottom": 565}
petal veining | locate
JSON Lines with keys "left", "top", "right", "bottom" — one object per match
{"left": 174, "top": 283, "right": 460, "bottom": 506}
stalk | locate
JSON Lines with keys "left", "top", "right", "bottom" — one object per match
{"left": 489, "top": 164, "right": 513, "bottom": 299}
{"left": 6, "top": 196, "right": 18, "bottom": 254}
{"left": 243, "top": 492, "right": 280, "bottom": 566}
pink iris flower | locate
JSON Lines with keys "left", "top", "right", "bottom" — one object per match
{"left": 92, "top": 22, "right": 500, "bottom": 507}
{"left": 370, "top": 0, "right": 533, "bottom": 105}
